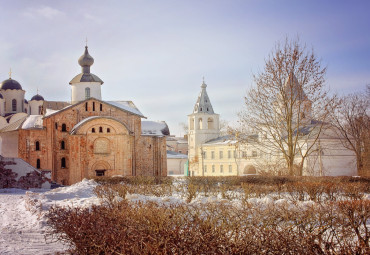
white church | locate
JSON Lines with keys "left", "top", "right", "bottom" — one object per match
{"left": 187, "top": 77, "right": 357, "bottom": 177}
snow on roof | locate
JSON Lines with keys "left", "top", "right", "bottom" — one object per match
{"left": 0, "top": 116, "right": 27, "bottom": 132}
{"left": 106, "top": 101, "right": 144, "bottom": 117}
{"left": 167, "top": 150, "right": 188, "bottom": 159}
{"left": 44, "top": 108, "right": 60, "bottom": 117}
{"left": 22, "top": 115, "right": 44, "bottom": 129}
{"left": 204, "top": 135, "right": 238, "bottom": 145}
{"left": 141, "top": 120, "right": 169, "bottom": 136}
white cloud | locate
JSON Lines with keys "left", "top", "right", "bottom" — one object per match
{"left": 23, "top": 6, "right": 64, "bottom": 19}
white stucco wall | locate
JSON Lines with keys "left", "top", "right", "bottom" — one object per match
{"left": 71, "top": 81, "right": 101, "bottom": 104}
{"left": 29, "top": 100, "right": 44, "bottom": 115}
{"left": 167, "top": 158, "right": 187, "bottom": 175}
{"left": 1, "top": 89, "right": 25, "bottom": 115}
{"left": 0, "top": 131, "right": 19, "bottom": 157}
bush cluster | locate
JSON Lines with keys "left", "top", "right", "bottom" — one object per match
{"left": 45, "top": 176, "right": 370, "bottom": 254}
{"left": 46, "top": 199, "right": 369, "bottom": 254}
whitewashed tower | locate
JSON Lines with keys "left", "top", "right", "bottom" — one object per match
{"left": 69, "top": 45, "right": 103, "bottom": 104}
{"left": 188, "top": 79, "right": 220, "bottom": 174}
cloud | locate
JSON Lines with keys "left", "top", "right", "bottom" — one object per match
{"left": 23, "top": 6, "right": 64, "bottom": 19}
{"left": 83, "top": 13, "right": 104, "bottom": 24}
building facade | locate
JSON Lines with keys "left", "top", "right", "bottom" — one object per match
{"left": 188, "top": 76, "right": 357, "bottom": 177}
{"left": 0, "top": 46, "right": 167, "bottom": 185}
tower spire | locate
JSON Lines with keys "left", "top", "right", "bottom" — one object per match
{"left": 193, "top": 78, "right": 214, "bottom": 114}
{"left": 9, "top": 68, "right": 12, "bottom": 79}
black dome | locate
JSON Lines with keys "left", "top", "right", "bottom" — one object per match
{"left": 0, "top": 93, "right": 3, "bottom": 99}
{"left": 0, "top": 78, "right": 22, "bottom": 90}
{"left": 31, "top": 94, "right": 44, "bottom": 101}
{"left": 24, "top": 99, "right": 28, "bottom": 103}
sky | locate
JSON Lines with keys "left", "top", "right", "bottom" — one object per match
{"left": 0, "top": 0, "right": 369, "bottom": 136}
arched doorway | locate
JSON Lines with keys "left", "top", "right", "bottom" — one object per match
{"left": 91, "top": 161, "right": 111, "bottom": 177}
{"left": 243, "top": 165, "right": 257, "bottom": 175}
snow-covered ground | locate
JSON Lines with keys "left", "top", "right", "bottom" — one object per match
{"left": 0, "top": 179, "right": 100, "bottom": 254}
{"left": 1, "top": 178, "right": 369, "bottom": 254}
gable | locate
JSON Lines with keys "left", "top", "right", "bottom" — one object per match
{"left": 44, "top": 98, "right": 145, "bottom": 119}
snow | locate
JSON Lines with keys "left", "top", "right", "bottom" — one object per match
{"left": 1, "top": 178, "right": 369, "bottom": 254}
{"left": 106, "top": 101, "right": 144, "bottom": 117}
{"left": 21, "top": 115, "right": 43, "bottom": 129}
{"left": 141, "top": 120, "right": 168, "bottom": 136}
{"left": 0, "top": 179, "right": 99, "bottom": 254}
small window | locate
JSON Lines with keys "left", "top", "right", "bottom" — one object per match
{"left": 35, "top": 141, "right": 40, "bottom": 151}
{"left": 204, "top": 165, "right": 207, "bottom": 173}
{"left": 252, "top": 151, "right": 258, "bottom": 157}
{"left": 100, "top": 104, "right": 103, "bottom": 111}
{"left": 38, "top": 106, "right": 42, "bottom": 115}
{"left": 228, "top": 151, "right": 231, "bottom": 159}
{"left": 25, "top": 108, "right": 27, "bottom": 113}
{"left": 62, "top": 124, "right": 67, "bottom": 132}
{"left": 200, "top": 107, "right": 202, "bottom": 111}
{"left": 211, "top": 151, "right": 215, "bottom": 159}
{"left": 107, "top": 128, "right": 110, "bottom": 133}
{"left": 85, "top": 87, "right": 90, "bottom": 99}
{"left": 96, "top": 170, "right": 105, "bottom": 176}
{"left": 99, "top": 127, "right": 103, "bottom": 133}
{"left": 207, "top": 108, "right": 209, "bottom": 111}
{"left": 229, "top": 165, "right": 232, "bottom": 173}
{"left": 36, "top": 159, "right": 41, "bottom": 169}
{"left": 55, "top": 123, "right": 58, "bottom": 130}
{"left": 203, "top": 151, "right": 207, "bottom": 159}
{"left": 61, "top": 141, "right": 65, "bottom": 150}
{"left": 61, "top": 158, "right": 66, "bottom": 168}
{"left": 179, "top": 150, "right": 182, "bottom": 153}
{"left": 220, "top": 165, "right": 223, "bottom": 173}
{"left": 92, "top": 128, "right": 96, "bottom": 133}
{"left": 85, "top": 102, "right": 88, "bottom": 111}
{"left": 212, "top": 165, "right": 215, "bottom": 173}
{"left": 219, "top": 151, "right": 223, "bottom": 159}
{"left": 93, "top": 102, "right": 95, "bottom": 111}
{"left": 12, "top": 99, "right": 17, "bottom": 111}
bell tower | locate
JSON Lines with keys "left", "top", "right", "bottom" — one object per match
{"left": 188, "top": 79, "right": 220, "bottom": 171}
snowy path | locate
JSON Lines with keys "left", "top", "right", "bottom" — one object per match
{"left": 0, "top": 190, "right": 66, "bottom": 255}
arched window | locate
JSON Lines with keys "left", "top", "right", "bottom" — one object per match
{"left": 62, "top": 124, "right": 67, "bottom": 132}
{"left": 85, "top": 87, "right": 90, "bottom": 99}
{"left": 107, "top": 128, "right": 110, "bottom": 133}
{"left": 36, "top": 159, "right": 41, "bottom": 169}
{"left": 99, "top": 127, "right": 103, "bottom": 133}
{"left": 55, "top": 123, "right": 58, "bottom": 130}
{"left": 61, "top": 141, "right": 65, "bottom": 150}
{"left": 12, "top": 99, "right": 17, "bottom": 111}
{"left": 85, "top": 102, "right": 88, "bottom": 111}
{"left": 92, "top": 128, "right": 96, "bottom": 133}
{"left": 38, "top": 106, "right": 42, "bottom": 115}
{"left": 35, "top": 141, "right": 40, "bottom": 151}
{"left": 198, "top": 118, "right": 203, "bottom": 129}
{"left": 190, "top": 118, "right": 194, "bottom": 130}
{"left": 207, "top": 118, "right": 214, "bottom": 129}
{"left": 93, "top": 102, "right": 95, "bottom": 111}
{"left": 61, "top": 158, "right": 66, "bottom": 168}
{"left": 100, "top": 104, "right": 103, "bottom": 111}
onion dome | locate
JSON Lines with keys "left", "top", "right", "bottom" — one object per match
{"left": 0, "top": 93, "right": 3, "bottom": 99}
{"left": 31, "top": 94, "right": 44, "bottom": 101}
{"left": 0, "top": 78, "right": 22, "bottom": 90}
{"left": 78, "top": 46, "right": 94, "bottom": 73}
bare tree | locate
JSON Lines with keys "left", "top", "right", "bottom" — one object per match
{"left": 239, "top": 37, "right": 335, "bottom": 175}
{"left": 330, "top": 86, "right": 370, "bottom": 175}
